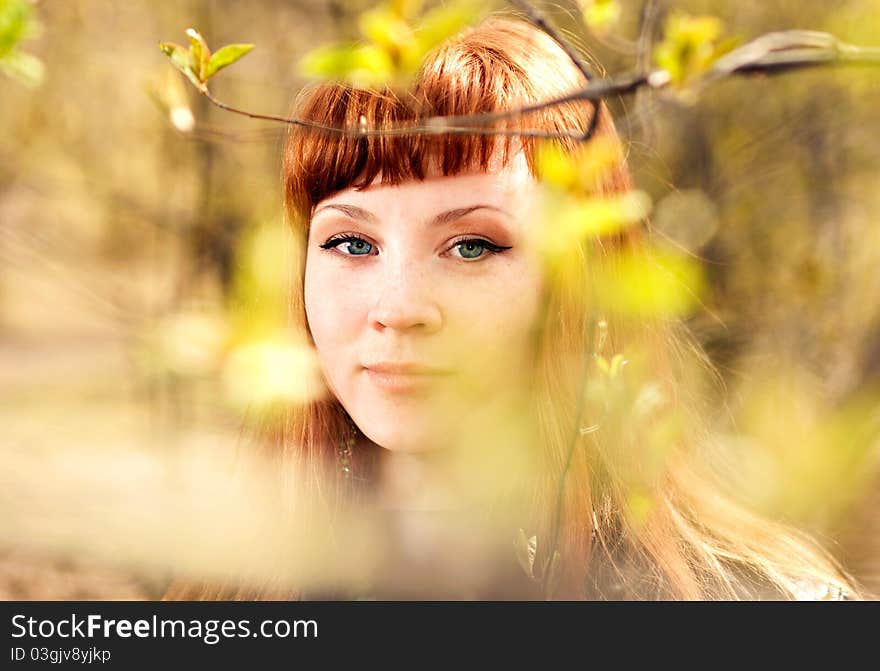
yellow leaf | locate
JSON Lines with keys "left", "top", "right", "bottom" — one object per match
{"left": 653, "top": 12, "right": 726, "bottom": 86}
{"left": 185, "top": 28, "right": 211, "bottom": 82}
{"left": 627, "top": 490, "right": 654, "bottom": 527}
{"left": 598, "top": 247, "right": 705, "bottom": 317}
{"left": 359, "top": 6, "right": 416, "bottom": 55}
{"left": 390, "top": 0, "right": 423, "bottom": 20}
{"left": 536, "top": 136, "right": 624, "bottom": 196}
{"left": 159, "top": 40, "right": 205, "bottom": 92}
{"left": 541, "top": 190, "right": 651, "bottom": 256}
{"left": 579, "top": 0, "right": 622, "bottom": 31}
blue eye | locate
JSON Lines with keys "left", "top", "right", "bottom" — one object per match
{"left": 320, "top": 235, "right": 374, "bottom": 256}
{"left": 343, "top": 239, "right": 373, "bottom": 255}
{"left": 450, "top": 238, "right": 512, "bottom": 261}
{"left": 456, "top": 240, "right": 487, "bottom": 259}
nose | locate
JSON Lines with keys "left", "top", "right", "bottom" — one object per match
{"left": 367, "top": 260, "right": 443, "bottom": 334}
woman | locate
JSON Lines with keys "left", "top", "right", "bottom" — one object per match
{"left": 165, "top": 15, "right": 859, "bottom": 600}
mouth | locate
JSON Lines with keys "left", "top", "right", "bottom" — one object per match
{"left": 362, "top": 362, "right": 453, "bottom": 393}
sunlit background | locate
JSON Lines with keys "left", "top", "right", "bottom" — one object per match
{"left": 1, "top": 0, "right": 878, "bottom": 598}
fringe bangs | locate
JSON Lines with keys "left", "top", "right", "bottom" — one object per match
{"left": 282, "top": 19, "right": 598, "bottom": 223}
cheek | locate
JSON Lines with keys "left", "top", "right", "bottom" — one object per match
{"left": 441, "top": 260, "right": 544, "bottom": 388}
{"left": 303, "top": 256, "right": 366, "bottom": 373}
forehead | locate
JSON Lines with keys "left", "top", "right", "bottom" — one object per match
{"left": 314, "top": 149, "right": 535, "bottom": 212}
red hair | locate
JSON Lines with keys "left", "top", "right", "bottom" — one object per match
{"left": 164, "top": 15, "right": 858, "bottom": 600}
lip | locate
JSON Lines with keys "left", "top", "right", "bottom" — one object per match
{"left": 362, "top": 362, "right": 452, "bottom": 393}
{"left": 364, "top": 362, "right": 452, "bottom": 375}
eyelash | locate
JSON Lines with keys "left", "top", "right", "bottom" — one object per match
{"left": 318, "top": 233, "right": 512, "bottom": 260}
{"left": 319, "top": 233, "right": 376, "bottom": 256}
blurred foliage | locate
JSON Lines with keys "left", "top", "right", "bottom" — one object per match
{"left": 534, "top": 137, "right": 704, "bottom": 316}
{"left": 299, "top": 0, "right": 486, "bottom": 87}
{"left": 727, "top": 371, "right": 880, "bottom": 524}
{"left": 536, "top": 136, "right": 625, "bottom": 195}
{"left": 598, "top": 247, "right": 705, "bottom": 317}
{"left": 0, "top": 0, "right": 879, "bottom": 597}
{"left": 653, "top": 11, "right": 739, "bottom": 89}
{"left": 0, "top": 0, "right": 44, "bottom": 87}
{"left": 221, "top": 220, "right": 324, "bottom": 412}
{"left": 577, "top": 0, "right": 621, "bottom": 32}
{"left": 146, "top": 67, "right": 196, "bottom": 132}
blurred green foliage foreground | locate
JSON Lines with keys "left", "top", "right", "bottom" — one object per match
{"left": 1, "top": 0, "right": 879, "bottom": 598}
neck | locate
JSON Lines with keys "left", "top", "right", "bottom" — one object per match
{"left": 375, "top": 389, "right": 540, "bottom": 515}
{"left": 377, "top": 447, "right": 460, "bottom": 512}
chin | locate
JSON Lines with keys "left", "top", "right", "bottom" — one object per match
{"left": 355, "top": 412, "right": 446, "bottom": 453}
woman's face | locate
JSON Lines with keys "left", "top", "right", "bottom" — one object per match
{"left": 304, "top": 151, "right": 544, "bottom": 452}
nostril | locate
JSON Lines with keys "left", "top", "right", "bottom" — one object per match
{"left": 368, "top": 299, "right": 442, "bottom": 334}
{"left": 367, "top": 265, "right": 443, "bottom": 333}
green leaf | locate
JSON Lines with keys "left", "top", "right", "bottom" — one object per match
{"left": 0, "top": 0, "right": 43, "bottom": 87}
{"left": 300, "top": 42, "right": 394, "bottom": 87}
{"left": 185, "top": 27, "right": 211, "bottom": 81}
{"left": 0, "top": 0, "right": 32, "bottom": 59}
{"left": 159, "top": 40, "right": 204, "bottom": 92}
{"left": 0, "top": 47, "right": 43, "bottom": 87}
{"left": 300, "top": 0, "right": 481, "bottom": 87}
{"left": 415, "top": 0, "right": 482, "bottom": 56}
{"left": 159, "top": 41, "right": 192, "bottom": 71}
{"left": 206, "top": 43, "right": 254, "bottom": 80}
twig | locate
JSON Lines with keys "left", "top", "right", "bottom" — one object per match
{"left": 508, "top": 0, "right": 595, "bottom": 82}
{"left": 508, "top": 0, "right": 601, "bottom": 139}
{"left": 189, "top": 29, "right": 880, "bottom": 142}
{"left": 630, "top": 0, "right": 662, "bottom": 146}
{"left": 203, "top": 71, "right": 650, "bottom": 139}
{"left": 709, "top": 31, "right": 880, "bottom": 76}
{"left": 636, "top": 0, "right": 660, "bottom": 73}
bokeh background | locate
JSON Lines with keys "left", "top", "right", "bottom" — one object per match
{"left": 1, "top": 0, "right": 878, "bottom": 599}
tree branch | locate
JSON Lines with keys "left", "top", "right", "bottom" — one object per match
{"left": 193, "top": 30, "right": 880, "bottom": 142}
{"left": 508, "top": 0, "right": 595, "bottom": 82}
{"left": 507, "top": 0, "right": 601, "bottom": 139}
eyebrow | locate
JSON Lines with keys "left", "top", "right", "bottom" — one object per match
{"left": 311, "top": 203, "right": 512, "bottom": 227}
{"left": 432, "top": 205, "right": 512, "bottom": 227}
{"left": 312, "top": 203, "right": 378, "bottom": 225}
